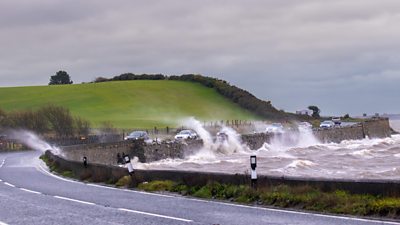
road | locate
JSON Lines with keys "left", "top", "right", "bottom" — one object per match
{"left": 0, "top": 151, "right": 399, "bottom": 225}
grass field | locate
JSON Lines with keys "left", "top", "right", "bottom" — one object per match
{"left": 0, "top": 80, "right": 259, "bottom": 128}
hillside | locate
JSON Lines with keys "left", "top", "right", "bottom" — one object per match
{"left": 0, "top": 80, "right": 259, "bottom": 128}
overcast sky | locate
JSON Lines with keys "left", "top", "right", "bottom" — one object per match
{"left": 1, "top": 0, "right": 399, "bottom": 116}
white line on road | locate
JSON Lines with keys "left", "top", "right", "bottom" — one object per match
{"left": 118, "top": 208, "right": 192, "bottom": 223}
{"left": 19, "top": 188, "right": 42, "bottom": 195}
{"left": 34, "top": 160, "right": 397, "bottom": 224}
{"left": 185, "top": 198, "right": 400, "bottom": 225}
{"left": 86, "top": 183, "right": 173, "bottom": 198}
{"left": 0, "top": 220, "right": 9, "bottom": 225}
{"left": 54, "top": 196, "right": 95, "bottom": 206}
{"left": 37, "top": 164, "right": 80, "bottom": 184}
{"left": 3, "top": 182, "right": 15, "bottom": 188}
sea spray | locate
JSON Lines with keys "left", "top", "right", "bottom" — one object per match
{"left": 7, "top": 130, "right": 62, "bottom": 155}
{"left": 180, "top": 117, "right": 252, "bottom": 159}
{"left": 216, "top": 126, "right": 249, "bottom": 154}
{"left": 260, "top": 123, "right": 320, "bottom": 152}
{"left": 181, "top": 117, "right": 217, "bottom": 160}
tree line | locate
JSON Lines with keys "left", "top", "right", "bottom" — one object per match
{"left": 0, "top": 105, "right": 90, "bottom": 137}
{"left": 94, "top": 73, "right": 307, "bottom": 121}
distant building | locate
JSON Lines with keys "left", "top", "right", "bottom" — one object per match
{"left": 296, "top": 109, "right": 313, "bottom": 116}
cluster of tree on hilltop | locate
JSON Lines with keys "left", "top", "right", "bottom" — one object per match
{"left": 93, "top": 73, "right": 308, "bottom": 121}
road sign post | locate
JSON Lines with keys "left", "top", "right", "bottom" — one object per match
{"left": 250, "top": 155, "right": 257, "bottom": 189}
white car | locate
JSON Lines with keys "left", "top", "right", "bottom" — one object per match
{"left": 298, "top": 122, "right": 312, "bottom": 129}
{"left": 319, "top": 120, "right": 335, "bottom": 128}
{"left": 265, "top": 123, "right": 284, "bottom": 134}
{"left": 174, "top": 130, "right": 198, "bottom": 140}
{"left": 216, "top": 132, "right": 228, "bottom": 142}
{"left": 332, "top": 117, "right": 341, "bottom": 125}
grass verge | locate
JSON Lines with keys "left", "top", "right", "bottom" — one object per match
{"left": 137, "top": 180, "right": 400, "bottom": 219}
{"left": 40, "top": 154, "right": 400, "bottom": 219}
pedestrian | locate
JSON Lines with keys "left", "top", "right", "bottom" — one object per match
{"left": 117, "top": 153, "right": 123, "bottom": 164}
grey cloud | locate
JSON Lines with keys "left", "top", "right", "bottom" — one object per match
{"left": 1, "top": 0, "right": 400, "bottom": 115}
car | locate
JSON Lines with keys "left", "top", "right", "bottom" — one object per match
{"left": 298, "top": 122, "right": 313, "bottom": 129}
{"left": 332, "top": 117, "right": 341, "bottom": 125}
{"left": 319, "top": 120, "right": 335, "bottom": 128}
{"left": 174, "top": 130, "right": 198, "bottom": 140}
{"left": 124, "top": 131, "right": 149, "bottom": 141}
{"left": 265, "top": 123, "right": 284, "bottom": 134}
{"left": 216, "top": 132, "right": 229, "bottom": 142}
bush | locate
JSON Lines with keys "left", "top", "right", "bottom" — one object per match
{"left": 137, "top": 180, "right": 175, "bottom": 192}
{"left": 115, "top": 175, "right": 132, "bottom": 187}
{"left": 0, "top": 105, "right": 91, "bottom": 137}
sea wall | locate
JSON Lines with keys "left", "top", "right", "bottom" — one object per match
{"left": 59, "top": 118, "right": 391, "bottom": 164}
{"left": 46, "top": 151, "right": 400, "bottom": 197}
{"left": 61, "top": 139, "right": 203, "bottom": 165}
{"left": 243, "top": 118, "right": 392, "bottom": 149}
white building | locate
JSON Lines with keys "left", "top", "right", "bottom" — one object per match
{"left": 296, "top": 109, "right": 313, "bottom": 116}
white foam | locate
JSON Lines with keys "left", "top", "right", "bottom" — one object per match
{"left": 285, "top": 160, "right": 316, "bottom": 169}
{"left": 7, "top": 130, "right": 61, "bottom": 155}
{"left": 351, "top": 149, "right": 373, "bottom": 157}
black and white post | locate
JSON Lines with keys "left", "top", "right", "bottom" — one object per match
{"left": 250, "top": 155, "right": 257, "bottom": 188}
{"left": 124, "top": 154, "right": 134, "bottom": 176}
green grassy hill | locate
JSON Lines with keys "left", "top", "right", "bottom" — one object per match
{"left": 0, "top": 80, "right": 259, "bottom": 128}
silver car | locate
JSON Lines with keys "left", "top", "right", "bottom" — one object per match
{"left": 320, "top": 121, "right": 335, "bottom": 128}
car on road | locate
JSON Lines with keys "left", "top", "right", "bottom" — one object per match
{"left": 332, "top": 117, "right": 342, "bottom": 125}
{"left": 124, "top": 131, "right": 149, "bottom": 141}
{"left": 216, "top": 132, "right": 229, "bottom": 142}
{"left": 319, "top": 120, "right": 335, "bottom": 128}
{"left": 298, "top": 122, "right": 312, "bottom": 129}
{"left": 265, "top": 123, "right": 284, "bottom": 134}
{"left": 174, "top": 130, "right": 198, "bottom": 140}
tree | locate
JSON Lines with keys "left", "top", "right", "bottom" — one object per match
{"left": 49, "top": 71, "right": 73, "bottom": 85}
{"left": 308, "top": 105, "right": 321, "bottom": 118}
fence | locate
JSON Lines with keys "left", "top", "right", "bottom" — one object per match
{"left": 0, "top": 139, "right": 25, "bottom": 151}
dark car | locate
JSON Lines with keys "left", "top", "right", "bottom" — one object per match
{"left": 124, "top": 131, "right": 149, "bottom": 141}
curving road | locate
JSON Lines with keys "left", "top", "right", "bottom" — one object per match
{"left": 0, "top": 151, "right": 399, "bottom": 225}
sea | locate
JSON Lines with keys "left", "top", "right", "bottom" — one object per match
{"left": 137, "top": 119, "right": 400, "bottom": 180}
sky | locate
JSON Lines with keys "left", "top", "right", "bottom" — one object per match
{"left": 0, "top": 0, "right": 399, "bottom": 116}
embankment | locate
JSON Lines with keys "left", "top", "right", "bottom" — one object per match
{"left": 45, "top": 150, "right": 400, "bottom": 197}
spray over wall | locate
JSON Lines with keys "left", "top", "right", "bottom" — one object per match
{"left": 7, "top": 130, "right": 61, "bottom": 155}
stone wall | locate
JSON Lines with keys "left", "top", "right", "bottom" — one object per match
{"left": 60, "top": 118, "right": 392, "bottom": 165}
{"left": 61, "top": 139, "right": 203, "bottom": 165}
{"left": 241, "top": 133, "right": 271, "bottom": 150}
{"left": 313, "top": 124, "right": 365, "bottom": 143}
{"left": 363, "top": 118, "right": 392, "bottom": 138}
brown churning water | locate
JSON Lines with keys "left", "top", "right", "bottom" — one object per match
{"left": 139, "top": 119, "right": 400, "bottom": 180}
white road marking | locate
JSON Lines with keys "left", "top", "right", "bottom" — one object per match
{"left": 0, "top": 179, "right": 2, "bottom": 182}
{"left": 19, "top": 188, "right": 42, "bottom": 195}
{"left": 37, "top": 164, "right": 80, "bottom": 184}
{"left": 184, "top": 198, "right": 400, "bottom": 225}
{"left": 54, "top": 196, "right": 95, "bottom": 206}
{"left": 0, "top": 220, "right": 9, "bottom": 225}
{"left": 32, "top": 159, "right": 398, "bottom": 224}
{"left": 86, "top": 183, "right": 173, "bottom": 198}
{"left": 118, "top": 208, "right": 192, "bottom": 223}
{"left": 3, "top": 182, "right": 15, "bottom": 188}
